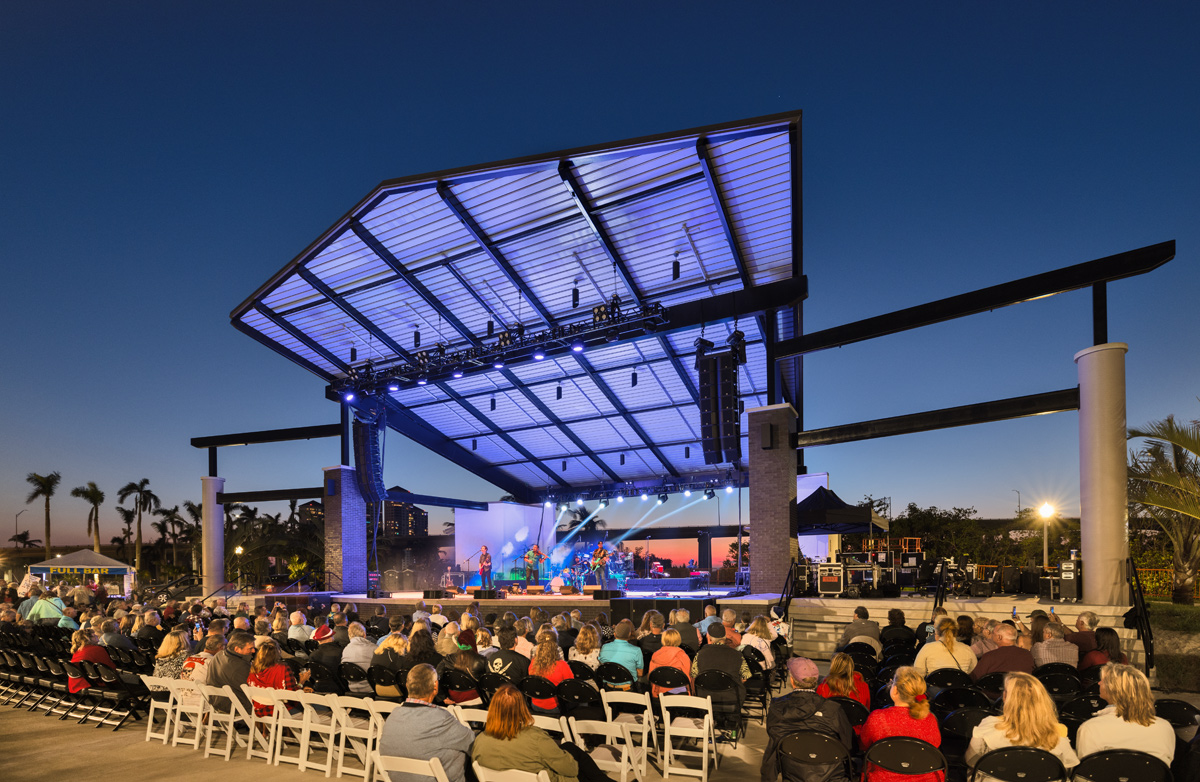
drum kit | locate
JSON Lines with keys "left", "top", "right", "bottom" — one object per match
{"left": 547, "top": 549, "right": 630, "bottom": 590}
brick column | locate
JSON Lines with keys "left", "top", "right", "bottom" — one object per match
{"left": 323, "top": 465, "right": 367, "bottom": 594}
{"left": 749, "top": 404, "right": 799, "bottom": 595}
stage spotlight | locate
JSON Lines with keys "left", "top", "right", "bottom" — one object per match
{"left": 493, "top": 359, "right": 505, "bottom": 369}
{"left": 599, "top": 498, "right": 609, "bottom": 508}
{"left": 532, "top": 346, "right": 546, "bottom": 361}
{"left": 544, "top": 500, "right": 552, "bottom": 507}
{"left": 571, "top": 337, "right": 585, "bottom": 353}
{"left": 416, "top": 374, "right": 428, "bottom": 386}
{"left": 452, "top": 368, "right": 464, "bottom": 379}
{"left": 606, "top": 327, "right": 619, "bottom": 343}
{"left": 641, "top": 492, "right": 649, "bottom": 501}
{"left": 616, "top": 494, "right": 624, "bottom": 503}
{"left": 576, "top": 497, "right": 584, "bottom": 505}
{"left": 694, "top": 337, "right": 715, "bottom": 357}
{"left": 704, "top": 489, "right": 716, "bottom": 500}
{"left": 683, "top": 489, "right": 692, "bottom": 497}
{"left": 387, "top": 382, "right": 400, "bottom": 392}
{"left": 725, "top": 485, "right": 734, "bottom": 494}
{"left": 657, "top": 493, "right": 668, "bottom": 505}
{"left": 343, "top": 391, "right": 356, "bottom": 402}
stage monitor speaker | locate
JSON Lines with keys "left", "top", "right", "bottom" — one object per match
{"left": 560, "top": 586, "right": 578, "bottom": 595}
{"left": 473, "top": 589, "right": 499, "bottom": 599}
{"left": 423, "top": 589, "right": 444, "bottom": 600}
{"left": 582, "top": 586, "right": 601, "bottom": 594}
{"left": 1002, "top": 569, "right": 1021, "bottom": 594}
{"left": 880, "top": 582, "right": 901, "bottom": 598}
{"left": 594, "top": 589, "right": 623, "bottom": 601}
{"left": 608, "top": 598, "right": 631, "bottom": 622}
{"left": 970, "top": 582, "right": 993, "bottom": 598}
{"left": 526, "top": 586, "right": 545, "bottom": 595}
{"left": 366, "top": 588, "right": 378, "bottom": 599}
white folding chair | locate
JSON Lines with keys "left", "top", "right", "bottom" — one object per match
{"left": 239, "top": 684, "right": 281, "bottom": 762}
{"left": 568, "top": 717, "right": 644, "bottom": 782}
{"left": 331, "top": 694, "right": 376, "bottom": 779}
{"left": 659, "top": 694, "right": 719, "bottom": 781}
{"left": 200, "top": 684, "right": 254, "bottom": 760}
{"left": 531, "top": 714, "right": 570, "bottom": 738}
{"left": 450, "top": 704, "right": 489, "bottom": 732}
{"left": 373, "top": 752, "right": 452, "bottom": 782}
{"left": 293, "top": 688, "right": 338, "bottom": 775}
{"left": 272, "top": 689, "right": 309, "bottom": 770}
{"left": 471, "top": 762, "right": 551, "bottom": 782}
{"left": 368, "top": 701, "right": 402, "bottom": 782}
{"left": 168, "top": 678, "right": 207, "bottom": 749}
{"left": 602, "top": 689, "right": 659, "bottom": 770}
{"left": 139, "top": 674, "right": 175, "bottom": 744}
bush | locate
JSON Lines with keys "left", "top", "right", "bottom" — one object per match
{"left": 1147, "top": 602, "right": 1200, "bottom": 633}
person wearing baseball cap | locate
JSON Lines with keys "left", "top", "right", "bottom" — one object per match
{"left": 306, "top": 623, "right": 344, "bottom": 690}
{"left": 761, "top": 656, "right": 853, "bottom": 782}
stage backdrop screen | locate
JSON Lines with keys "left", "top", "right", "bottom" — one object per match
{"left": 453, "top": 502, "right": 556, "bottom": 584}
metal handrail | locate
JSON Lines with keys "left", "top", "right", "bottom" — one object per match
{"left": 774, "top": 558, "right": 796, "bottom": 621}
{"left": 1126, "top": 557, "right": 1154, "bottom": 671}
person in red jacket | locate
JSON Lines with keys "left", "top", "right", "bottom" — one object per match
{"left": 246, "top": 639, "right": 309, "bottom": 716}
{"left": 68, "top": 628, "right": 116, "bottom": 693}
{"left": 817, "top": 652, "right": 870, "bottom": 709}
{"left": 860, "top": 666, "right": 942, "bottom": 782}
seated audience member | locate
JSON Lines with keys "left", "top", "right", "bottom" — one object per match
{"left": 253, "top": 618, "right": 273, "bottom": 649}
{"left": 269, "top": 615, "right": 290, "bottom": 648}
{"left": 598, "top": 619, "right": 643, "bottom": 683}
{"left": 965, "top": 672, "right": 1079, "bottom": 778}
{"left": 638, "top": 611, "right": 666, "bottom": 660}
{"left": 182, "top": 634, "right": 225, "bottom": 684}
{"left": 721, "top": 608, "right": 744, "bottom": 646}
{"left": 761, "top": 657, "right": 853, "bottom": 782}
{"left": 100, "top": 618, "right": 136, "bottom": 651}
{"left": 206, "top": 618, "right": 230, "bottom": 638}
{"left": 206, "top": 630, "right": 257, "bottom": 708}
{"left": 1076, "top": 663, "right": 1175, "bottom": 764}
{"left": 916, "top": 606, "right": 949, "bottom": 645}
{"left": 378, "top": 664, "right": 476, "bottom": 782}
{"left": 330, "top": 612, "right": 351, "bottom": 647}
{"left": 693, "top": 623, "right": 751, "bottom": 728}
{"left": 672, "top": 608, "right": 702, "bottom": 652}
{"left": 232, "top": 616, "right": 253, "bottom": 633}
{"left": 1031, "top": 622, "right": 1079, "bottom": 668}
{"left": 648, "top": 628, "right": 692, "bottom": 697}
{"left": 428, "top": 604, "right": 448, "bottom": 628}
{"left": 513, "top": 619, "right": 535, "bottom": 657}
{"left": 956, "top": 615, "right": 976, "bottom": 645}
{"left": 435, "top": 621, "right": 463, "bottom": 656}
{"left": 472, "top": 684, "right": 607, "bottom": 782}
{"left": 68, "top": 628, "right": 116, "bottom": 693}
{"left": 487, "top": 626, "right": 530, "bottom": 681}
{"left": 860, "top": 667, "right": 942, "bottom": 782}
{"left": 914, "top": 618, "right": 977, "bottom": 676}
{"left": 551, "top": 614, "right": 576, "bottom": 651}
{"left": 247, "top": 640, "right": 309, "bottom": 716}
{"left": 970, "top": 620, "right": 999, "bottom": 658}
{"left": 1058, "top": 610, "right": 1099, "bottom": 661}
{"left": 527, "top": 639, "right": 573, "bottom": 712}
{"left": 341, "top": 621, "right": 377, "bottom": 694}
{"left": 476, "top": 629, "right": 497, "bottom": 657}
{"left": 376, "top": 613, "right": 407, "bottom": 647}
{"left": 568, "top": 625, "right": 600, "bottom": 670}
{"left": 150, "top": 630, "right": 192, "bottom": 687}
{"left": 816, "top": 652, "right": 870, "bottom": 709}
{"left": 972, "top": 624, "right": 1034, "bottom": 681}
{"left": 306, "top": 624, "right": 344, "bottom": 689}
{"left": 881, "top": 608, "right": 917, "bottom": 647}
{"left": 370, "top": 632, "right": 409, "bottom": 696}
{"left": 837, "top": 606, "right": 881, "bottom": 653}
{"left": 367, "top": 606, "right": 389, "bottom": 638}
{"left": 437, "top": 629, "right": 488, "bottom": 704}
{"left": 741, "top": 615, "right": 776, "bottom": 668}
{"left": 1017, "top": 632, "right": 1034, "bottom": 651}
{"left": 405, "top": 628, "right": 443, "bottom": 668}
{"left": 25, "top": 589, "right": 68, "bottom": 624}
{"left": 693, "top": 604, "right": 721, "bottom": 637}
{"left": 288, "top": 610, "right": 315, "bottom": 642}
{"left": 137, "top": 609, "right": 168, "bottom": 647}
{"left": 1079, "top": 627, "right": 1127, "bottom": 669}
{"left": 0, "top": 608, "right": 17, "bottom": 633}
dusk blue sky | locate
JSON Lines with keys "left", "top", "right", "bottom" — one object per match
{"left": 2, "top": 3, "right": 1197, "bottom": 550}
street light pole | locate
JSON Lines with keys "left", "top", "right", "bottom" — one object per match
{"left": 1012, "top": 490, "right": 1021, "bottom": 516}
{"left": 14, "top": 509, "right": 26, "bottom": 547}
{"left": 1038, "top": 503, "right": 1055, "bottom": 570}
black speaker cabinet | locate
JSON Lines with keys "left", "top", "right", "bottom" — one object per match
{"left": 1059, "top": 561, "right": 1082, "bottom": 601}
{"left": 594, "top": 589, "right": 624, "bottom": 600}
{"left": 422, "top": 589, "right": 444, "bottom": 600}
{"left": 1002, "top": 569, "right": 1022, "bottom": 594}
{"left": 473, "top": 589, "right": 499, "bottom": 599}
{"left": 970, "top": 582, "right": 993, "bottom": 598}
{"left": 526, "top": 586, "right": 546, "bottom": 595}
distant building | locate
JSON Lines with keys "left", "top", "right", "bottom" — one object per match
{"left": 299, "top": 500, "right": 324, "bottom": 526}
{"left": 380, "top": 486, "right": 428, "bottom": 538}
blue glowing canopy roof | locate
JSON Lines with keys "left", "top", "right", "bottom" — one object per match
{"left": 233, "top": 111, "right": 804, "bottom": 503}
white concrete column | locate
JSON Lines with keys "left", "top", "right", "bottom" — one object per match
{"left": 1075, "top": 343, "right": 1130, "bottom": 606}
{"left": 201, "top": 476, "right": 225, "bottom": 598}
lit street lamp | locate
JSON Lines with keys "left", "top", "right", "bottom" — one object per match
{"left": 1038, "top": 503, "right": 1055, "bottom": 570}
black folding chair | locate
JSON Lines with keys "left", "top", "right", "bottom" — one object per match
{"left": 567, "top": 659, "right": 597, "bottom": 684}
{"left": 517, "top": 675, "right": 557, "bottom": 713}
{"left": 477, "top": 671, "right": 511, "bottom": 703}
{"left": 1154, "top": 697, "right": 1200, "bottom": 728}
{"left": 556, "top": 678, "right": 604, "bottom": 720}
{"left": 1033, "top": 671, "right": 1081, "bottom": 703}
{"left": 826, "top": 695, "right": 869, "bottom": 727}
{"left": 1032, "top": 662, "right": 1078, "bottom": 678}
{"left": 1059, "top": 694, "right": 1107, "bottom": 743}
{"left": 843, "top": 642, "right": 878, "bottom": 658}
{"left": 301, "top": 661, "right": 344, "bottom": 694}
{"left": 1078, "top": 664, "right": 1105, "bottom": 686}
{"left": 883, "top": 650, "right": 917, "bottom": 667}
{"left": 338, "top": 662, "right": 369, "bottom": 693}
{"left": 648, "top": 665, "right": 691, "bottom": 694}
{"left": 926, "top": 667, "right": 973, "bottom": 689}
{"left": 969, "top": 746, "right": 1066, "bottom": 782}
{"left": 595, "top": 661, "right": 637, "bottom": 691}
{"left": 1071, "top": 749, "right": 1172, "bottom": 782}
{"left": 441, "top": 669, "right": 482, "bottom": 704}
{"left": 742, "top": 648, "right": 771, "bottom": 724}
{"left": 864, "top": 736, "right": 948, "bottom": 779}
{"left": 974, "top": 671, "right": 1007, "bottom": 696}
{"left": 931, "top": 685, "right": 992, "bottom": 718}
{"left": 366, "top": 666, "right": 405, "bottom": 701}
{"left": 694, "top": 668, "right": 746, "bottom": 745}
{"left": 779, "top": 730, "right": 851, "bottom": 780}
{"left": 874, "top": 663, "right": 902, "bottom": 689}
{"left": 872, "top": 681, "right": 894, "bottom": 710}
{"left": 940, "top": 707, "right": 995, "bottom": 766}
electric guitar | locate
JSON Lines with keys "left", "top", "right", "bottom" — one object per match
{"left": 589, "top": 549, "right": 610, "bottom": 572}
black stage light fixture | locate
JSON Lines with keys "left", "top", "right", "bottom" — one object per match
{"left": 657, "top": 493, "right": 669, "bottom": 505}
{"left": 630, "top": 371, "right": 637, "bottom": 387}
{"left": 532, "top": 345, "right": 546, "bottom": 361}
{"left": 704, "top": 489, "right": 716, "bottom": 500}
{"left": 452, "top": 367, "right": 464, "bottom": 379}
{"left": 570, "top": 337, "right": 585, "bottom": 353}
{"left": 517, "top": 323, "right": 526, "bottom": 338}
{"left": 572, "top": 286, "right": 580, "bottom": 308}
{"left": 556, "top": 385, "right": 563, "bottom": 400}
{"left": 487, "top": 320, "right": 495, "bottom": 337}
{"left": 672, "top": 250, "right": 681, "bottom": 281}
{"left": 606, "top": 327, "right": 619, "bottom": 342}
{"left": 592, "top": 304, "right": 608, "bottom": 324}
{"left": 414, "top": 330, "right": 421, "bottom": 348}
{"left": 472, "top": 439, "right": 478, "bottom": 451}
{"left": 350, "top": 347, "right": 358, "bottom": 363}
{"left": 727, "top": 329, "right": 747, "bottom": 364}
{"left": 619, "top": 453, "right": 626, "bottom": 465}
{"left": 490, "top": 396, "right": 497, "bottom": 411}
{"left": 694, "top": 337, "right": 715, "bottom": 357}
{"left": 598, "top": 498, "right": 609, "bottom": 508}
{"left": 416, "top": 374, "right": 428, "bottom": 386}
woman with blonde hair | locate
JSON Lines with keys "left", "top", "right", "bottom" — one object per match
{"left": 527, "top": 639, "right": 574, "bottom": 712}
{"left": 965, "top": 672, "right": 1078, "bottom": 777}
{"left": 68, "top": 628, "right": 115, "bottom": 693}
{"left": 434, "top": 620, "right": 462, "bottom": 656}
{"left": 150, "top": 630, "right": 191, "bottom": 686}
{"left": 647, "top": 628, "right": 691, "bottom": 697}
{"left": 569, "top": 625, "right": 601, "bottom": 669}
{"left": 740, "top": 615, "right": 776, "bottom": 667}
{"left": 816, "top": 652, "right": 869, "bottom": 709}
{"left": 476, "top": 628, "right": 498, "bottom": 657}
{"left": 1076, "top": 663, "right": 1174, "bottom": 764}
{"left": 860, "top": 667, "right": 941, "bottom": 781}
{"left": 913, "top": 617, "right": 976, "bottom": 675}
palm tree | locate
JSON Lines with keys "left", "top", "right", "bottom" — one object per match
{"left": 70, "top": 482, "right": 105, "bottom": 554}
{"left": 154, "top": 505, "right": 187, "bottom": 568}
{"left": 9, "top": 530, "right": 41, "bottom": 548}
{"left": 1129, "top": 414, "right": 1200, "bottom": 604}
{"left": 558, "top": 508, "right": 608, "bottom": 535}
{"left": 25, "top": 471, "right": 61, "bottom": 560}
{"left": 114, "top": 506, "right": 135, "bottom": 563}
{"left": 181, "top": 500, "right": 203, "bottom": 573}
{"left": 117, "top": 479, "right": 161, "bottom": 578}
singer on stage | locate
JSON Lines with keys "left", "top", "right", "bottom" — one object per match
{"left": 479, "top": 545, "right": 493, "bottom": 590}
{"left": 591, "top": 541, "right": 610, "bottom": 590}
{"left": 523, "top": 544, "right": 546, "bottom": 588}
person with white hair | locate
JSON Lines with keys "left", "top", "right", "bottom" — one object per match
{"left": 287, "top": 610, "right": 315, "bottom": 641}
{"left": 971, "top": 623, "right": 1033, "bottom": 681}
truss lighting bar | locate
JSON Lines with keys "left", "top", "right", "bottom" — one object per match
{"left": 538, "top": 471, "right": 747, "bottom": 507}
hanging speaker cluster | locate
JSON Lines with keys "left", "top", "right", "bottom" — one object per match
{"left": 696, "top": 351, "right": 741, "bottom": 465}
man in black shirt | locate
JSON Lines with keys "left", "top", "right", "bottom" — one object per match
{"left": 479, "top": 545, "right": 493, "bottom": 590}
{"left": 762, "top": 657, "right": 853, "bottom": 782}
{"left": 486, "top": 626, "right": 529, "bottom": 682}
{"left": 308, "top": 624, "right": 344, "bottom": 692}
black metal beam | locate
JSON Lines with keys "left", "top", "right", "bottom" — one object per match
{"left": 437, "top": 182, "right": 556, "bottom": 326}
{"left": 384, "top": 490, "right": 488, "bottom": 511}
{"left": 232, "top": 318, "right": 336, "bottom": 381}
{"left": 191, "top": 424, "right": 344, "bottom": 449}
{"left": 792, "top": 388, "right": 1081, "bottom": 449}
{"left": 296, "top": 267, "right": 413, "bottom": 360}
{"left": 217, "top": 488, "right": 325, "bottom": 504}
{"left": 775, "top": 241, "right": 1176, "bottom": 360}
{"left": 253, "top": 304, "right": 350, "bottom": 373}
{"left": 497, "top": 367, "right": 623, "bottom": 483}
{"left": 541, "top": 469, "right": 749, "bottom": 503}
{"left": 1092, "top": 282, "right": 1108, "bottom": 345}
{"left": 665, "top": 275, "right": 806, "bottom": 332}
{"left": 696, "top": 137, "right": 752, "bottom": 287}
{"left": 559, "top": 160, "right": 643, "bottom": 303}
{"left": 485, "top": 435, "right": 700, "bottom": 468}
{"left": 348, "top": 219, "right": 482, "bottom": 347}
{"left": 614, "top": 524, "right": 745, "bottom": 541}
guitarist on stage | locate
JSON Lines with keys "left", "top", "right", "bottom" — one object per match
{"left": 591, "top": 541, "right": 611, "bottom": 590}
{"left": 523, "top": 544, "right": 546, "bottom": 588}
{"left": 479, "top": 545, "right": 493, "bottom": 590}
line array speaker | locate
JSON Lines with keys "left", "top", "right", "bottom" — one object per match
{"left": 352, "top": 412, "right": 388, "bottom": 504}
{"left": 697, "top": 351, "right": 741, "bottom": 464}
